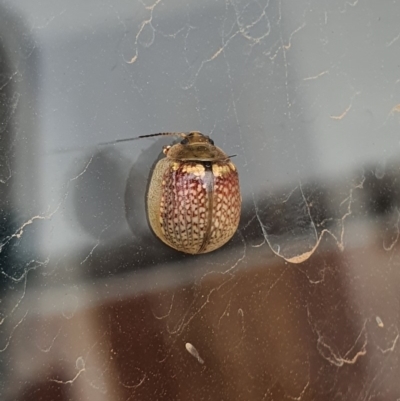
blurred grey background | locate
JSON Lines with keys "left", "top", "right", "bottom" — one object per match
{"left": 1, "top": 0, "right": 399, "bottom": 261}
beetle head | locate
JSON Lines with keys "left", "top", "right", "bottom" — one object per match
{"left": 165, "top": 131, "right": 228, "bottom": 162}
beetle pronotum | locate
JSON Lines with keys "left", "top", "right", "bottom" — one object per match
{"left": 105, "top": 131, "right": 241, "bottom": 254}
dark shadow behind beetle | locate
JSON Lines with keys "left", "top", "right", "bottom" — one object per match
{"left": 70, "top": 135, "right": 247, "bottom": 278}
{"left": 69, "top": 139, "right": 186, "bottom": 276}
{"left": 70, "top": 147, "right": 131, "bottom": 240}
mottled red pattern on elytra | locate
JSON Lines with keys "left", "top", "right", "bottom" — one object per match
{"left": 159, "top": 162, "right": 211, "bottom": 253}
{"left": 158, "top": 161, "right": 240, "bottom": 254}
{"left": 208, "top": 166, "right": 241, "bottom": 252}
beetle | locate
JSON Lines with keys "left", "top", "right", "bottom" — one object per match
{"left": 106, "top": 131, "right": 241, "bottom": 254}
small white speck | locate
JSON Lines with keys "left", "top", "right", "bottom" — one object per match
{"left": 376, "top": 316, "right": 384, "bottom": 328}
{"left": 185, "top": 342, "right": 204, "bottom": 364}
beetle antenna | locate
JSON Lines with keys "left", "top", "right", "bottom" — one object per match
{"left": 100, "top": 132, "right": 186, "bottom": 146}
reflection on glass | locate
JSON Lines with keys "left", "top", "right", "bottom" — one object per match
{"left": 1, "top": 0, "right": 400, "bottom": 400}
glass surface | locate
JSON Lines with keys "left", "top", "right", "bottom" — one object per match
{"left": 0, "top": 0, "right": 400, "bottom": 400}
